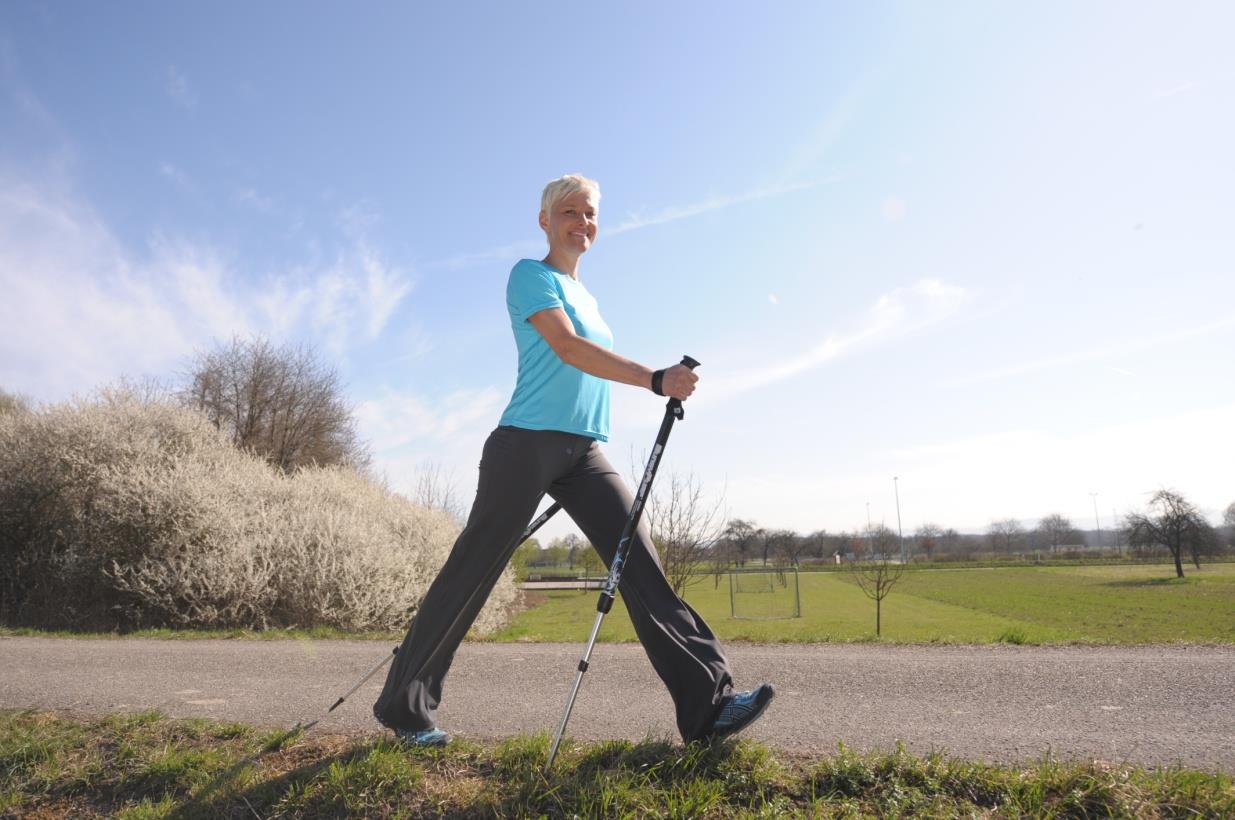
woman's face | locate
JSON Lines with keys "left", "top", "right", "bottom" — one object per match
{"left": 541, "top": 189, "right": 598, "bottom": 255}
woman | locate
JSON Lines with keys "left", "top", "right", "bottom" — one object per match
{"left": 373, "top": 174, "right": 773, "bottom": 747}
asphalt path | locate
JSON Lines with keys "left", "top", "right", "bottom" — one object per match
{"left": 2, "top": 637, "right": 1232, "bottom": 771}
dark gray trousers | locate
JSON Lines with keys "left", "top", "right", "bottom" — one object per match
{"left": 373, "top": 425, "right": 733, "bottom": 742}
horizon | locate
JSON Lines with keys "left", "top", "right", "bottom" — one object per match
{"left": 2, "top": 3, "right": 1232, "bottom": 541}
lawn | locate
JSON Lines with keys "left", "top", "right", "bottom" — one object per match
{"left": 488, "top": 563, "right": 1235, "bottom": 644}
{"left": 3, "top": 710, "right": 1231, "bottom": 818}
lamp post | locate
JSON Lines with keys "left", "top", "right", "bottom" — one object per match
{"left": 894, "top": 476, "right": 906, "bottom": 563}
{"left": 1090, "top": 492, "right": 1102, "bottom": 550}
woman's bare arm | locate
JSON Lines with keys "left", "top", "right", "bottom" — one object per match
{"left": 528, "top": 308, "right": 697, "bottom": 400}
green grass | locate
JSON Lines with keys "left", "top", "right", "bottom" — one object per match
{"left": 7, "top": 563, "right": 1233, "bottom": 646}
{"left": 2, "top": 710, "right": 1231, "bottom": 818}
{"left": 489, "top": 563, "right": 1235, "bottom": 644}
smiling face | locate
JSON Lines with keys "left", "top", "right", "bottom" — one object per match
{"left": 540, "top": 189, "right": 599, "bottom": 257}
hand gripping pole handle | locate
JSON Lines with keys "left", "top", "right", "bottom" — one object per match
{"left": 667, "top": 354, "right": 700, "bottom": 418}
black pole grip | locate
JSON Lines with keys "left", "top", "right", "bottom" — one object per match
{"left": 668, "top": 356, "right": 700, "bottom": 417}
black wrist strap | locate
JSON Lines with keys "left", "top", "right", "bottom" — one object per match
{"left": 651, "top": 369, "right": 666, "bottom": 396}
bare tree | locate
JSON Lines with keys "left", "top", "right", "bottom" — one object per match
{"left": 639, "top": 469, "right": 726, "bottom": 595}
{"left": 1126, "top": 489, "right": 1216, "bottom": 578}
{"left": 848, "top": 525, "right": 904, "bottom": 637}
{"left": 180, "top": 336, "right": 371, "bottom": 473}
{"left": 763, "top": 528, "right": 798, "bottom": 566}
{"left": 1224, "top": 501, "right": 1235, "bottom": 548}
{"left": 562, "top": 533, "right": 583, "bottom": 570}
{"left": 987, "top": 518, "right": 1023, "bottom": 556}
{"left": 721, "top": 519, "right": 760, "bottom": 568}
{"left": 771, "top": 530, "right": 809, "bottom": 567}
{"left": 915, "top": 523, "right": 943, "bottom": 561}
{"left": 1036, "top": 513, "right": 1079, "bottom": 553}
{"left": 410, "top": 460, "right": 465, "bottom": 525}
{"left": 801, "top": 529, "right": 829, "bottom": 562}
{"left": 706, "top": 537, "right": 734, "bottom": 588}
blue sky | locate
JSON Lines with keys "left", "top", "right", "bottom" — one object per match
{"left": 2, "top": 1, "right": 1232, "bottom": 541}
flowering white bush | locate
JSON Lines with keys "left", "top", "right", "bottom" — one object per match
{"left": 0, "top": 388, "right": 517, "bottom": 633}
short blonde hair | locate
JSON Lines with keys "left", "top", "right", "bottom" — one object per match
{"left": 540, "top": 174, "right": 601, "bottom": 217}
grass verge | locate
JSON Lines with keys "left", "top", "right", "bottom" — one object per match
{"left": 2, "top": 710, "right": 1231, "bottom": 818}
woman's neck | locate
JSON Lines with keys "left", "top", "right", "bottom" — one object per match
{"left": 542, "top": 249, "right": 581, "bottom": 279}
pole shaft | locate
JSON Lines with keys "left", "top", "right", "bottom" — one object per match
{"left": 545, "top": 608, "right": 606, "bottom": 768}
{"left": 543, "top": 357, "right": 698, "bottom": 772}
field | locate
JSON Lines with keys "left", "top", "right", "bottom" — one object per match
{"left": 490, "top": 563, "right": 1235, "bottom": 644}
{"left": 3, "top": 710, "right": 1231, "bottom": 818}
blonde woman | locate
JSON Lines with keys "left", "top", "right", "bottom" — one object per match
{"left": 373, "top": 174, "right": 773, "bottom": 746}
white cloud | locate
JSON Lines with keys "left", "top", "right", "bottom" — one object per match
{"left": 354, "top": 386, "right": 505, "bottom": 451}
{"left": 362, "top": 248, "right": 414, "bottom": 338}
{"left": 607, "top": 176, "right": 842, "bottom": 236}
{"left": 158, "top": 161, "right": 194, "bottom": 192}
{"left": 701, "top": 279, "right": 970, "bottom": 404}
{"left": 165, "top": 65, "right": 197, "bottom": 109}
{"left": 236, "top": 187, "right": 273, "bottom": 212}
{"left": 435, "top": 175, "right": 842, "bottom": 270}
{"left": 1150, "top": 81, "right": 1195, "bottom": 101}
{"left": 338, "top": 200, "right": 381, "bottom": 239}
{"left": 948, "top": 317, "right": 1235, "bottom": 386}
{"left": 881, "top": 196, "right": 907, "bottom": 222}
{"left": 0, "top": 178, "right": 417, "bottom": 400}
{"left": 436, "top": 238, "right": 545, "bottom": 270}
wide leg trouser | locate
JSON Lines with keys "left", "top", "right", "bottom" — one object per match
{"left": 372, "top": 425, "right": 733, "bottom": 742}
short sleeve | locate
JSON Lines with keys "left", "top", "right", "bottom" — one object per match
{"left": 507, "top": 260, "right": 564, "bottom": 323}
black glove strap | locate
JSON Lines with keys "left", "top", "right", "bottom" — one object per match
{"left": 651, "top": 369, "right": 666, "bottom": 396}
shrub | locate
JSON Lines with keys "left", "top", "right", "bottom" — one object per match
{"left": 0, "top": 387, "right": 516, "bottom": 633}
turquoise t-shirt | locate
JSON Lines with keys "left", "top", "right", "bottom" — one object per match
{"left": 498, "top": 259, "right": 614, "bottom": 441}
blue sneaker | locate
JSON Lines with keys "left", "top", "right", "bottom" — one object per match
{"left": 705, "top": 684, "right": 775, "bottom": 740}
{"left": 394, "top": 727, "right": 450, "bottom": 747}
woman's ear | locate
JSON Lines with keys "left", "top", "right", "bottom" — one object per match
{"left": 539, "top": 209, "right": 549, "bottom": 234}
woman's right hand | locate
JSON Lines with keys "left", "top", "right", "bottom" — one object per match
{"left": 658, "top": 363, "right": 699, "bottom": 401}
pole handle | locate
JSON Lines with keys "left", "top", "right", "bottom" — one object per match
{"left": 668, "top": 355, "right": 700, "bottom": 417}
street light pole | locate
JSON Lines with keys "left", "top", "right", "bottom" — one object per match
{"left": 894, "top": 476, "right": 905, "bottom": 563}
{"left": 1090, "top": 492, "right": 1102, "bottom": 550}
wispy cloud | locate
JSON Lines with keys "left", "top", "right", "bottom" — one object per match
{"left": 434, "top": 175, "right": 841, "bottom": 270}
{"left": 1150, "top": 81, "right": 1195, "bottom": 101}
{"left": 0, "top": 177, "right": 416, "bottom": 400}
{"left": 361, "top": 248, "right": 414, "bottom": 338}
{"left": 703, "top": 279, "right": 970, "bottom": 404}
{"left": 881, "top": 196, "right": 907, "bottom": 222}
{"left": 236, "top": 187, "right": 273, "bottom": 212}
{"left": 947, "top": 317, "right": 1235, "bottom": 386}
{"left": 354, "top": 386, "right": 505, "bottom": 451}
{"left": 436, "top": 238, "right": 545, "bottom": 270}
{"left": 159, "top": 161, "right": 194, "bottom": 192}
{"left": 165, "top": 65, "right": 197, "bottom": 109}
{"left": 607, "top": 176, "right": 841, "bottom": 236}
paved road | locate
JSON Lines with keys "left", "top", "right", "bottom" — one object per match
{"left": 2, "top": 638, "right": 1232, "bottom": 771}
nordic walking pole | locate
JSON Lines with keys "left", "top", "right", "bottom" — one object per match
{"left": 297, "top": 500, "right": 564, "bottom": 732}
{"left": 544, "top": 355, "right": 700, "bottom": 772}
